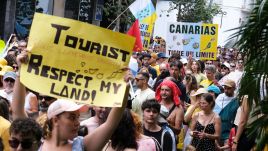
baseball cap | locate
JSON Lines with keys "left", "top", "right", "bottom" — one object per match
{"left": 207, "top": 85, "right": 221, "bottom": 94}
{"left": 221, "top": 62, "right": 231, "bottom": 69}
{"left": 223, "top": 79, "right": 236, "bottom": 88}
{"left": 191, "top": 88, "right": 208, "bottom": 96}
{"left": 157, "top": 52, "right": 167, "bottom": 59}
{"left": 180, "top": 58, "right": 188, "bottom": 65}
{"left": 47, "top": 99, "right": 86, "bottom": 119}
{"left": 3, "top": 71, "right": 16, "bottom": 80}
{"left": 158, "top": 105, "right": 169, "bottom": 123}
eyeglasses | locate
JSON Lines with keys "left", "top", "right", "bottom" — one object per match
{"left": 221, "top": 66, "right": 229, "bottom": 70}
{"left": 230, "top": 64, "right": 236, "bottom": 68}
{"left": 4, "top": 78, "right": 15, "bottom": 83}
{"left": 206, "top": 62, "right": 213, "bottom": 65}
{"left": 39, "top": 95, "right": 55, "bottom": 101}
{"left": 9, "top": 139, "right": 37, "bottom": 149}
{"left": 12, "top": 65, "right": 18, "bottom": 70}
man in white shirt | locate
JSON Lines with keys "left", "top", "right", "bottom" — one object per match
{"left": 0, "top": 71, "right": 16, "bottom": 103}
{"left": 214, "top": 79, "right": 236, "bottom": 114}
{"left": 132, "top": 72, "right": 155, "bottom": 117}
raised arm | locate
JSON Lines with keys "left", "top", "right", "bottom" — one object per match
{"left": 11, "top": 50, "right": 28, "bottom": 120}
{"left": 83, "top": 71, "right": 131, "bottom": 151}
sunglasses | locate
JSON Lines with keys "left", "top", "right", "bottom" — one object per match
{"left": 206, "top": 62, "right": 212, "bottom": 65}
{"left": 238, "top": 61, "right": 243, "bottom": 64}
{"left": 4, "top": 78, "right": 15, "bottom": 83}
{"left": 9, "top": 139, "right": 37, "bottom": 149}
{"left": 221, "top": 66, "right": 229, "bottom": 70}
{"left": 12, "top": 65, "right": 19, "bottom": 70}
{"left": 39, "top": 95, "right": 55, "bottom": 101}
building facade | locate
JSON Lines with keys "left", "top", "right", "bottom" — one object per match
{"left": 0, "top": 0, "right": 103, "bottom": 42}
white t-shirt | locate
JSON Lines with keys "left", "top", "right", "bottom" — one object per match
{"left": 0, "top": 89, "right": 13, "bottom": 103}
{"left": 213, "top": 93, "right": 234, "bottom": 114}
{"left": 132, "top": 88, "right": 155, "bottom": 118}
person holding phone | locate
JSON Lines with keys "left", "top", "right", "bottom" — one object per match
{"left": 189, "top": 93, "right": 221, "bottom": 151}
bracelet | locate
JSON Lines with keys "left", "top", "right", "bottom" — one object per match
{"left": 233, "top": 141, "right": 238, "bottom": 144}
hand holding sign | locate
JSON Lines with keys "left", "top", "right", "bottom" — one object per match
{"left": 20, "top": 13, "right": 135, "bottom": 107}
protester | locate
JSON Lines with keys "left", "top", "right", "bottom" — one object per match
{"left": 189, "top": 93, "right": 221, "bottom": 151}
{"left": 9, "top": 118, "right": 42, "bottom": 151}
{"left": 104, "top": 109, "right": 157, "bottom": 151}
{"left": 132, "top": 72, "right": 155, "bottom": 117}
{"left": 80, "top": 107, "right": 109, "bottom": 134}
{"left": 139, "top": 53, "right": 157, "bottom": 79}
{"left": 0, "top": 71, "right": 16, "bottom": 103}
{"left": 213, "top": 80, "right": 239, "bottom": 147}
{"left": 155, "top": 79, "right": 184, "bottom": 135}
{"left": 142, "top": 99, "right": 175, "bottom": 151}
{"left": 200, "top": 65, "right": 219, "bottom": 88}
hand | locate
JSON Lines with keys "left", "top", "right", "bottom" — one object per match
{"left": 231, "top": 143, "right": 237, "bottom": 151}
{"left": 197, "top": 132, "right": 207, "bottom": 139}
{"left": 16, "top": 50, "right": 29, "bottom": 69}
{"left": 191, "top": 131, "right": 199, "bottom": 137}
{"left": 123, "top": 68, "right": 134, "bottom": 83}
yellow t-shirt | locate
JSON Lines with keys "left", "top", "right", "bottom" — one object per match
{"left": 200, "top": 79, "right": 213, "bottom": 88}
{"left": 0, "top": 116, "right": 11, "bottom": 151}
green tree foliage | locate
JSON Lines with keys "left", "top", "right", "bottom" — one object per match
{"left": 102, "top": 0, "right": 135, "bottom": 31}
{"left": 169, "top": 0, "right": 221, "bottom": 23}
{"left": 230, "top": 0, "right": 268, "bottom": 150}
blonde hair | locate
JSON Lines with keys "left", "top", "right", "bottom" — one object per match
{"left": 130, "top": 111, "right": 143, "bottom": 139}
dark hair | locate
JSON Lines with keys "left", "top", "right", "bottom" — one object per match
{"left": 201, "top": 93, "right": 215, "bottom": 108}
{"left": 198, "top": 60, "right": 205, "bottom": 73}
{"left": 141, "top": 99, "right": 160, "bottom": 113}
{"left": 110, "top": 109, "right": 138, "bottom": 151}
{"left": 185, "top": 74, "right": 198, "bottom": 91}
{"left": 4, "top": 54, "right": 17, "bottom": 66}
{"left": 169, "top": 53, "right": 181, "bottom": 62}
{"left": 170, "top": 61, "right": 183, "bottom": 70}
{"left": 141, "top": 53, "right": 151, "bottom": 60}
{"left": 191, "top": 60, "right": 202, "bottom": 73}
{"left": 137, "top": 72, "right": 150, "bottom": 81}
{"left": 10, "top": 118, "right": 43, "bottom": 142}
{"left": 153, "top": 70, "right": 170, "bottom": 91}
{"left": 0, "top": 97, "right": 9, "bottom": 120}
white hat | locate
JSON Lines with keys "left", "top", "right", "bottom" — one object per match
{"left": 158, "top": 105, "right": 169, "bottom": 123}
{"left": 221, "top": 62, "right": 231, "bottom": 69}
{"left": 191, "top": 88, "right": 208, "bottom": 96}
{"left": 47, "top": 99, "right": 86, "bottom": 119}
{"left": 180, "top": 58, "right": 188, "bottom": 64}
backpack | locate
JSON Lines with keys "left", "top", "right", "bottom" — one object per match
{"left": 161, "top": 124, "right": 177, "bottom": 151}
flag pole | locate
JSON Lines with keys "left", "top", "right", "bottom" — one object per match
{"left": 107, "top": 7, "right": 130, "bottom": 29}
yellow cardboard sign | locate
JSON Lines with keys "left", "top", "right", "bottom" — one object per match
{"left": 20, "top": 13, "right": 135, "bottom": 107}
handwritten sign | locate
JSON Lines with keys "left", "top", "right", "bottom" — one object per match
{"left": 166, "top": 22, "right": 218, "bottom": 60}
{"left": 20, "top": 13, "right": 135, "bottom": 107}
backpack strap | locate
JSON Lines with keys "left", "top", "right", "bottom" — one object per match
{"left": 169, "top": 104, "right": 176, "bottom": 115}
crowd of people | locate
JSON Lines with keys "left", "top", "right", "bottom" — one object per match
{"left": 0, "top": 34, "right": 256, "bottom": 151}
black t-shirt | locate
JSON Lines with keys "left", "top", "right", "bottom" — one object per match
{"left": 143, "top": 127, "right": 173, "bottom": 151}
